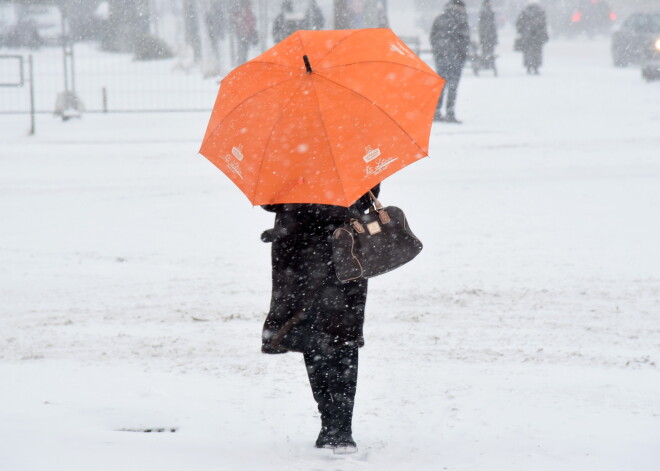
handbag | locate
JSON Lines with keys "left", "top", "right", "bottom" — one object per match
{"left": 331, "top": 192, "right": 423, "bottom": 282}
{"left": 514, "top": 36, "right": 523, "bottom": 52}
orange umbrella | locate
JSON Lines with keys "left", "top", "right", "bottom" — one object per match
{"left": 199, "top": 28, "right": 445, "bottom": 207}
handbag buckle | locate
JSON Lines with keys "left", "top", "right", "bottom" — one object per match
{"left": 378, "top": 209, "right": 390, "bottom": 224}
{"left": 366, "top": 221, "right": 381, "bottom": 235}
{"left": 351, "top": 219, "right": 365, "bottom": 234}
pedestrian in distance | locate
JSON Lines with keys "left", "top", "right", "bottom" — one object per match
{"left": 260, "top": 185, "right": 380, "bottom": 454}
{"left": 305, "top": 0, "right": 325, "bottom": 31}
{"left": 478, "top": 0, "right": 498, "bottom": 72}
{"left": 516, "top": 2, "right": 549, "bottom": 75}
{"left": 205, "top": 1, "right": 226, "bottom": 64}
{"left": 273, "top": 0, "right": 304, "bottom": 44}
{"left": 230, "top": 0, "right": 258, "bottom": 65}
{"left": 430, "top": 0, "right": 471, "bottom": 123}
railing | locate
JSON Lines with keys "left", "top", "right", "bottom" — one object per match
{"left": 0, "top": 54, "right": 36, "bottom": 134}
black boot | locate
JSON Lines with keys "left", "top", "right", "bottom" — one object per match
{"left": 304, "top": 346, "right": 359, "bottom": 453}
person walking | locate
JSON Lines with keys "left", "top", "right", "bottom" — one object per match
{"left": 230, "top": 0, "right": 258, "bottom": 65}
{"left": 478, "top": 0, "right": 498, "bottom": 72}
{"left": 516, "top": 3, "right": 549, "bottom": 75}
{"left": 305, "top": 0, "right": 325, "bottom": 30}
{"left": 205, "top": 1, "right": 226, "bottom": 64}
{"left": 430, "top": 0, "right": 471, "bottom": 123}
{"left": 260, "top": 185, "right": 380, "bottom": 454}
{"left": 273, "top": 0, "right": 304, "bottom": 43}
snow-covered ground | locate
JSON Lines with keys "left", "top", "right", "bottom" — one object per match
{"left": 1, "top": 32, "right": 659, "bottom": 470}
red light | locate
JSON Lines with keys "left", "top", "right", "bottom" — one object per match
{"left": 572, "top": 12, "right": 582, "bottom": 23}
{"left": 610, "top": 12, "right": 617, "bottom": 21}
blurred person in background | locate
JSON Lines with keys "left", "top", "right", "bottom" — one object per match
{"left": 375, "top": 1, "right": 389, "bottom": 28}
{"left": 478, "top": 0, "right": 498, "bottom": 71}
{"left": 430, "top": 0, "right": 470, "bottom": 123}
{"left": 205, "top": 1, "right": 226, "bottom": 64}
{"left": 516, "top": 2, "right": 549, "bottom": 75}
{"left": 305, "top": 0, "right": 325, "bottom": 30}
{"left": 230, "top": 0, "right": 258, "bottom": 65}
{"left": 273, "top": 0, "right": 303, "bottom": 43}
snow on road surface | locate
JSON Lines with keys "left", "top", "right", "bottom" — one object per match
{"left": 1, "top": 33, "right": 659, "bottom": 471}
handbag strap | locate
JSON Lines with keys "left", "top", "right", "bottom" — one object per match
{"left": 368, "top": 191, "right": 390, "bottom": 224}
{"left": 368, "top": 191, "right": 383, "bottom": 211}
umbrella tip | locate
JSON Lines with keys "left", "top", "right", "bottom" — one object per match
{"left": 303, "top": 55, "right": 312, "bottom": 74}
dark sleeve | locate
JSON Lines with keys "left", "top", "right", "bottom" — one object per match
{"left": 261, "top": 204, "right": 281, "bottom": 213}
{"left": 430, "top": 16, "right": 442, "bottom": 49}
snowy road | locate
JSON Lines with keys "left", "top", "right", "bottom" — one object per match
{"left": 1, "top": 33, "right": 659, "bottom": 471}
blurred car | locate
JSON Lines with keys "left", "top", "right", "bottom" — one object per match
{"left": 642, "top": 59, "right": 660, "bottom": 81}
{"left": 611, "top": 12, "right": 660, "bottom": 67}
{"left": 641, "top": 36, "right": 660, "bottom": 81}
{"left": 547, "top": 0, "right": 616, "bottom": 37}
{"left": 568, "top": 0, "right": 615, "bottom": 37}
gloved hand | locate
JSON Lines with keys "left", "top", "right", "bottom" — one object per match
{"left": 261, "top": 229, "right": 276, "bottom": 243}
{"left": 260, "top": 227, "right": 287, "bottom": 243}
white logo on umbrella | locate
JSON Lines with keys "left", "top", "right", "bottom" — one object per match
{"left": 224, "top": 145, "right": 244, "bottom": 179}
{"left": 365, "top": 157, "right": 398, "bottom": 179}
{"left": 362, "top": 146, "right": 381, "bottom": 163}
{"left": 232, "top": 145, "right": 244, "bottom": 161}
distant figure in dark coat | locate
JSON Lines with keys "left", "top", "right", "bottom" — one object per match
{"left": 375, "top": 2, "right": 390, "bottom": 28}
{"left": 478, "top": 0, "right": 498, "bottom": 69}
{"left": 230, "top": 0, "right": 258, "bottom": 65}
{"left": 205, "top": 1, "right": 226, "bottom": 63}
{"left": 261, "top": 185, "right": 380, "bottom": 453}
{"left": 272, "top": 0, "right": 304, "bottom": 43}
{"left": 430, "top": 0, "right": 470, "bottom": 123}
{"left": 305, "top": 0, "right": 325, "bottom": 30}
{"left": 516, "top": 3, "right": 549, "bottom": 74}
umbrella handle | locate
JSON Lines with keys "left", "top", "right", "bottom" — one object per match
{"left": 303, "top": 55, "right": 312, "bottom": 74}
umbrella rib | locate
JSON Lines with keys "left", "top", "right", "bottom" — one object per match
{"left": 319, "top": 60, "right": 441, "bottom": 79}
{"left": 308, "top": 78, "right": 349, "bottom": 206}
{"left": 201, "top": 76, "right": 299, "bottom": 149}
{"left": 315, "top": 29, "right": 363, "bottom": 62}
{"left": 313, "top": 73, "right": 431, "bottom": 157}
{"left": 251, "top": 80, "right": 307, "bottom": 204}
{"left": 296, "top": 31, "right": 349, "bottom": 204}
{"left": 246, "top": 60, "right": 297, "bottom": 70}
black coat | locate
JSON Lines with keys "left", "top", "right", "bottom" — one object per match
{"left": 305, "top": 2, "right": 325, "bottom": 30}
{"left": 261, "top": 186, "right": 380, "bottom": 354}
{"left": 478, "top": 6, "right": 498, "bottom": 50}
{"left": 516, "top": 4, "right": 549, "bottom": 49}
{"left": 430, "top": 4, "right": 471, "bottom": 72}
{"left": 272, "top": 11, "right": 304, "bottom": 44}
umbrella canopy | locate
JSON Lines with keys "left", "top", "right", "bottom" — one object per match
{"left": 199, "top": 28, "right": 445, "bottom": 206}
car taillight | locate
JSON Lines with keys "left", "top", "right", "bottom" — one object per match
{"left": 610, "top": 12, "right": 617, "bottom": 21}
{"left": 572, "top": 12, "right": 582, "bottom": 23}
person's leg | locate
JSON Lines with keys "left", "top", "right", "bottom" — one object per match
{"left": 304, "top": 350, "right": 332, "bottom": 446}
{"left": 237, "top": 39, "right": 248, "bottom": 64}
{"left": 524, "top": 50, "right": 533, "bottom": 74}
{"left": 329, "top": 345, "right": 359, "bottom": 446}
{"left": 445, "top": 65, "right": 464, "bottom": 120}
{"left": 304, "top": 345, "right": 359, "bottom": 449}
{"left": 534, "top": 45, "right": 543, "bottom": 74}
{"left": 433, "top": 55, "right": 446, "bottom": 120}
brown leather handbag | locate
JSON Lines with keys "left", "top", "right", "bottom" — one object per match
{"left": 331, "top": 192, "right": 423, "bottom": 282}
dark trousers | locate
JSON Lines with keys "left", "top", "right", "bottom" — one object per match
{"left": 434, "top": 57, "right": 465, "bottom": 116}
{"left": 303, "top": 345, "right": 358, "bottom": 436}
{"left": 523, "top": 44, "right": 544, "bottom": 71}
{"left": 235, "top": 39, "right": 249, "bottom": 65}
